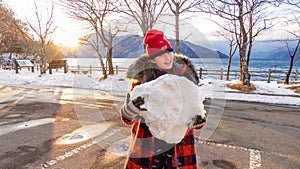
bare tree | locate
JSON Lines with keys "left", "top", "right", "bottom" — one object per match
{"left": 226, "top": 38, "right": 238, "bottom": 81}
{"left": 215, "top": 23, "right": 238, "bottom": 81}
{"left": 282, "top": 0, "right": 300, "bottom": 84}
{"left": 166, "top": 0, "right": 202, "bottom": 54}
{"left": 198, "top": 0, "right": 278, "bottom": 86}
{"left": 27, "top": 1, "right": 57, "bottom": 74}
{"left": 60, "top": 0, "right": 120, "bottom": 78}
{"left": 119, "top": 0, "right": 168, "bottom": 40}
{"left": 283, "top": 0, "right": 300, "bottom": 7}
{"left": 285, "top": 39, "right": 299, "bottom": 84}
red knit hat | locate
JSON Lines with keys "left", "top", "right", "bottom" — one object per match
{"left": 144, "top": 29, "right": 173, "bottom": 59}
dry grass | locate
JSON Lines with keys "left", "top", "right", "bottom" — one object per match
{"left": 277, "top": 81, "right": 300, "bottom": 94}
{"left": 227, "top": 81, "right": 300, "bottom": 94}
{"left": 286, "top": 85, "right": 300, "bottom": 94}
{"left": 226, "top": 82, "right": 256, "bottom": 93}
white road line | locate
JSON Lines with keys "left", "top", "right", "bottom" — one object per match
{"left": 41, "top": 142, "right": 94, "bottom": 168}
{"left": 40, "top": 129, "right": 119, "bottom": 168}
{"left": 0, "top": 118, "right": 55, "bottom": 136}
{"left": 249, "top": 149, "right": 262, "bottom": 169}
{"left": 198, "top": 140, "right": 262, "bottom": 169}
{"left": 0, "top": 87, "right": 24, "bottom": 102}
{"left": 0, "top": 96, "right": 24, "bottom": 116}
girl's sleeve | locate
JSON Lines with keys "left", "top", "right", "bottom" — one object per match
{"left": 120, "top": 82, "right": 140, "bottom": 125}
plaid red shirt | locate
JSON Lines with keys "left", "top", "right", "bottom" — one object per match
{"left": 120, "top": 65, "right": 199, "bottom": 169}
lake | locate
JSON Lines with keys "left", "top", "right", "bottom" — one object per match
{"left": 67, "top": 57, "right": 300, "bottom": 81}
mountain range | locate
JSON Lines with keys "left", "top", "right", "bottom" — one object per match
{"left": 68, "top": 34, "right": 228, "bottom": 59}
{"left": 211, "top": 40, "right": 300, "bottom": 59}
{"left": 66, "top": 34, "right": 299, "bottom": 60}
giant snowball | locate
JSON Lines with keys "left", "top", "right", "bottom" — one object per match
{"left": 130, "top": 74, "right": 205, "bottom": 143}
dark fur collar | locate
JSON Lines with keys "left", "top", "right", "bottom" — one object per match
{"left": 126, "top": 53, "right": 199, "bottom": 84}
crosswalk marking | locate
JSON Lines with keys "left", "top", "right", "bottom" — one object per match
{"left": 0, "top": 118, "right": 55, "bottom": 136}
{"left": 250, "top": 149, "right": 262, "bottom": 169}
{"left": 0, "top": 95, "right": 24, "bottom": 117}
{"left": 0, "top": 87, "right": 24, "bottom": 103}
{"left": 198, "top": 140, "right": 262, "bottom": 169}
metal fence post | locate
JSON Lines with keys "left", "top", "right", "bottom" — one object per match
{"left": 199, "top": 68, "right": 202, "bottom": 79}
{"left": 267, "top": 69, "right": 271, "bottom": 83}
{"left": 220, "top": 68, "right": 223, "bottom": 80}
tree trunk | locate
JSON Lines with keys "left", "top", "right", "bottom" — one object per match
{"left": 242, "top": 59, "right": 250, "bottom": 86}
{"left": 99, "top": 55, "right": 107, "bottom": 78}
{"left": 285, "top": 40, "right": 299, "bottom": 84}
{"left": 285, "top": 55, "right": 295, "bottom": 84}
{"left": 107, "top": 47, "right": 114, "bottom": 75}
{"left": 239, "top": 38, "right": 251, "bottom": 86}
{"left": 175, "top": 5, "right": 180, "bottom": 54}
{"left": 239, "top": 54, "right": 242, "bottom": 81}
{"left": 238, "top": 2, "right": 250, "bottom": 86}
{"left": 240, "top": 45, "right": 250, "bottom": 86}
{"left": 226, "top": 55, "right": 233, "bottom": 81}
{"left": 40, "top": 46, "right": 47, "bottom": 74}
{"left": 226, "top": 41, "right": 237, "bottom": 81}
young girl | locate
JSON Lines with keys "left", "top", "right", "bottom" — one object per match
{"left": 120, "top": 29, "right": 205, "bottom": 169}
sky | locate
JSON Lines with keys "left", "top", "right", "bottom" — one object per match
{"left": 2, "top": 0, "right": 84, "bottom": 47}
{"left": 1, "top": 0, "right": 219, "bottom": 50}
{"left": 2, "top": 0, "right": 299, "bottom": 48}
{"left": 0, "top": 69, "right": 299, "bottom": 106}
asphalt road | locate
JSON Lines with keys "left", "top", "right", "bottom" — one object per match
{"left": 0, "top": 84, "right": 299, "bottom": 169}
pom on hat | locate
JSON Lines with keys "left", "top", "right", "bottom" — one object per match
{"left": 144, "top": 29, "right": 173, "bottom": 59}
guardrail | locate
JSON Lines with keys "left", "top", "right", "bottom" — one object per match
{"left": 2, "top": 63, "right": 298, "bottom": 82}
{"left": 68, "top": 65, "right": 298, "bottom": 83}
{"left": 198, "top": 68, "right": 299, "bottom": 82}
{"left": 68, "top": 65, "right": 127, "bottom": 75}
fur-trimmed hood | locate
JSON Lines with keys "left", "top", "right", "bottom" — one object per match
{"left": 126, "top": 53, "right": 199, "bottom": 85}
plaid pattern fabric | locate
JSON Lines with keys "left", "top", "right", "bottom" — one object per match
{"left": 120, "top": 117, "right": 198, "bottom": 169}
{"left": 120, "top": 64, "right": 199, "bottom": 169}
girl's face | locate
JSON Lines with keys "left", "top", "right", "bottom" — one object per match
{"left": 150, "top": 52, "right": 174, "bottom": 70}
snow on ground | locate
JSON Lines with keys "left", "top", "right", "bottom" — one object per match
{"left": 0, "top": 69, "right": 300, "bottom": 106}
{"left": 0, "top": 69, "right": 299, "bottom": 156}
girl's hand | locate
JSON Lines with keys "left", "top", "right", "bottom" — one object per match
{"left": 132, "top": 96, "right": 147, "bottom": 111}
{"left": 121, "top": 93, "right": 147, "bottom": 120}
{"left": 192, "top": 115, "right": 206, "bottom": 129}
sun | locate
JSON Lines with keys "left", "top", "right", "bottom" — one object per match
{"left": 54, "top": 34, "right": 80, "bottom": 48}
{"left": 53, "top": 30, "right": 80, "bottom": 48}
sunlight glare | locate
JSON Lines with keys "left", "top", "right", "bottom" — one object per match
{"left": 53, "top": 30, "right": 80, "bottom": 48}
